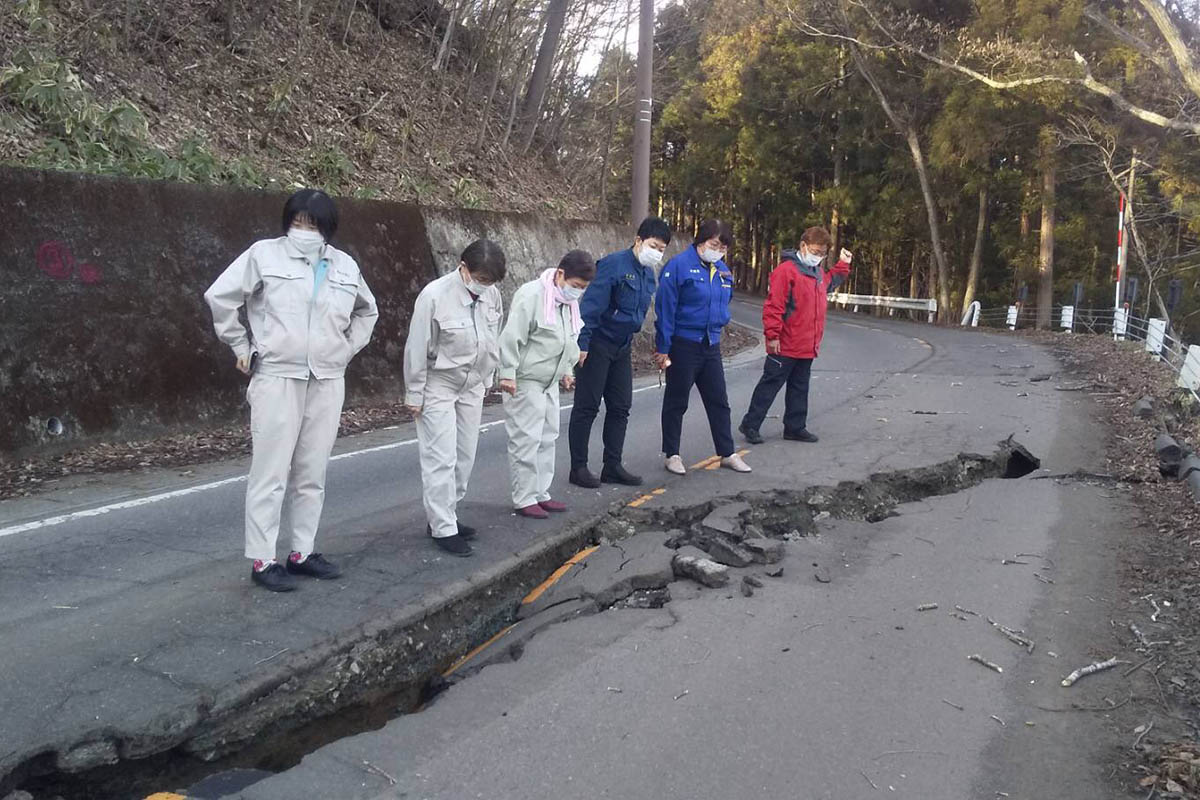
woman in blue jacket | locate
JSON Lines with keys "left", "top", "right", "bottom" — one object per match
{"left": 654, "top": 219, "right": 752, "bottom": 476}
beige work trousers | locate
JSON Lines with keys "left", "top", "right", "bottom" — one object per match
{"left": 244, "top": 373, "right": 345, "bottom": 560}
{"left": 503, "top": 384, "right": 560, "bottom": 509}
{"left": 417, "top": 372, "right": 487, "bottom": 538}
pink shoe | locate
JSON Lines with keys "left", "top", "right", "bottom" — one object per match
{"left": 516, "top": 504, "right": 550, "bottom": 519}
{"left": 539, "top": 499, "right": 568, "bottom": 513}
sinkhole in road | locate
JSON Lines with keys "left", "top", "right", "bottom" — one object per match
{"left": 12, "top": 440, "right": 1040, "bottom": 800}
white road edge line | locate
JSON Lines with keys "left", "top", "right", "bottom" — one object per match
{"left": 0, "top": 384, "right": 664, "bottom": 539}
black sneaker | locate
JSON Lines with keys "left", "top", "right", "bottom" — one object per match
{"left": 784, "top": 429, "right": 819, "bottom": 443}
{"left": 286, "top": 553, "right": 342, "bottom": 579}
{"left": 601, "top": 464, "right": 644, "bottom": 486}
{"left": 252, "top": 563, "right": 297, "bottom": 592}
{"left": 429, "top": 524, "right": 477, "bottom": 540}
{"left": 569, "top": 467, "right": 602, "bottom": 488}
{"left": 739, "top": 424, "right": 764, "bottom": 445}
{"left": 434, "top": 534, "right": 473, "bottom": 557}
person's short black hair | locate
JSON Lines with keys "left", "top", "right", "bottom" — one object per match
{"left": 694, "top": 218, "right": 733, "bottom": 248}
{"left": 282, "top": 189, "right": 338, "bottom": 241}
{"left": 461, "top": 239, "right": 507, "bottom": 283}
{"left": 558, "top": 249, "right": 597, "bottom": 281}
{"left": 637, "top": 217, "right": 672, "bottom": 246}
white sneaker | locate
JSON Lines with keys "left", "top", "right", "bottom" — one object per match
{"left": 722, "top": 453, "right": 752, "bottom": 473}
{"left": 665, "top": 455, "right": 686, "bottom": 475}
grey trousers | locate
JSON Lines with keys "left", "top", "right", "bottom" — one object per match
{"left": 417, "top": 372, "right": 487, "bottom": 538}
{"left": 244, "top": 374, "right": 345, "bottom": 560}
{"left": 503, "top": 384, "right": 560, "bottom": 508}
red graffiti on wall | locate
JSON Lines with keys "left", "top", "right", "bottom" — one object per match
{"left": 36, "top": 241, "right": 104, "bottom": 285}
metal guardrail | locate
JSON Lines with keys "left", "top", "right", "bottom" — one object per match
{"left": 829, "top": 292, "right": 938, "bottom": 322}
{"left": 971, "top": 304, "right": 1200, "bottom": 398}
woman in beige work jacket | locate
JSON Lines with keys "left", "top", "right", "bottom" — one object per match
{"left": 404, "top": 239, "right": 507, "bottom": 557}
{"left": 204, "top": 189, "right": 378, "bottom": 592}
{"left": 498, "top": 250, "right": 596, "bottom": 518}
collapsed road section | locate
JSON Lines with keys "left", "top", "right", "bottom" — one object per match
{"left": 9, "top": 440, "right": 1039, "bottom": 800}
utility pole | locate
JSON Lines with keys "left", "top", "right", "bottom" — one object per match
{"left": 631, "top": 0, "right": 653, "bottom": 224}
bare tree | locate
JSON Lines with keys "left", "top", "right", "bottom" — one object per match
{"left": 520, "top": 0, "right": 571, "bottom": 151}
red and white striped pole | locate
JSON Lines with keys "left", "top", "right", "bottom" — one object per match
{"left": 1115, "top": 192, "right": 1126, "bottom": 310}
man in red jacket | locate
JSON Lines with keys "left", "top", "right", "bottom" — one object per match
{"left": 739, "top": 226, "right": 851, "bottom": 444}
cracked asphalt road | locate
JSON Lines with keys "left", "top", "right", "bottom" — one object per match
{"left": 0, "top": 297, "right": 1135, "bottom": 799}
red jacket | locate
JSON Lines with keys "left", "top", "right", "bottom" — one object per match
{"left": 762, "top": 251, "right": 851, "bottom": 359}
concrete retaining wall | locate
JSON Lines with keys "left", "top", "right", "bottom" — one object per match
{"left": 0, "top": 167, "right": 634, "bottom": 455}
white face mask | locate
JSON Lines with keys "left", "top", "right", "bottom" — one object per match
{"left": 460, "top": 265, "right": 490, "bottom": 296}
{"left": 288, "top": 228, "right": 325, "bottom": 257}
{"left": 561, "top": 285, "right": 585, "bottom": 301}
{"left": 698, "top": 246, "right": 723, "bottom": 264}
{"left": 799, "top": 250, "right": 824, "bottom": 268}
{"left": 638, "top": 245, "right": 664, "bottom": 268}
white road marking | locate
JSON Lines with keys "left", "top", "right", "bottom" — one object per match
{"left": 0, "top": 384, "right": 664, "bottom": 539}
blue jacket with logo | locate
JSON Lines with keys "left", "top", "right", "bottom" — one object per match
{"left": 654, "top": 245, "right": 734, "bottom": 353}
{"left": 577, "top": 248, "right": 658, "bottom": 352}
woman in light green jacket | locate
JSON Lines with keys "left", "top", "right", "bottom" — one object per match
{"left": 498, "top": 250, "right": 596, "bottom": 518}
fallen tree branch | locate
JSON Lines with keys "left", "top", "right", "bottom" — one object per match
{"left": 969, "top": 653, "right": 1004, "bottom": 673}
{"left": 1062, "top": 656, "right": 1127, "bottom": 687}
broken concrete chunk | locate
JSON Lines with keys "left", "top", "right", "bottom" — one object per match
{"left": 622, "top": 588, "right": 671, "bottom": 609}
{"left": 703, "top": 537, "right": 755, "bottom": 567}
{"left": 741, "top": 581, "right": 754, "bottom": 597}
{"left": 518, "top": 532, "right": 676, "bottom": 618}
{"left": 742, "top": 524, "right": 767, "bottom": 539}
{"left": 1133, "top": 396, "right": 1155, "bottom": 419}
{"left": 766, "top": 566, "right": 784, "bottom": 578}
{"left": 56, "top": 738, "right": 119, "bottom": 771}
{"left": 743, "top": 538, "right": 785, "bottom": 564}
{"left": 672, "top": 553, "right": 730, "bottom": 588}
{"left": 744, "top": 575, "right": 764, "bottom": 588}
{"left": 701, "top": 502, "right": 750, "bottom": 540}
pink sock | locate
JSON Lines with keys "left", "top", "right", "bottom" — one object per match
{"left": 289, "top": 551, "right": 309, "bottom": 564}
{"left": 253, "top": 558, "right": 277, "bottom": 572}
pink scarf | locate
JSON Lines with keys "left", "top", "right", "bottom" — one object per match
{"left": 540, "top": 267, "right": 583, "bottom": 334}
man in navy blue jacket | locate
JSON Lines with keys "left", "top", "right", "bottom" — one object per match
{"left": 568, "top": 217, "right": 673, "bottom": 488}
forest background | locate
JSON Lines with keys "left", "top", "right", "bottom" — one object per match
{"left": 3, "top": 0, "right": 1199, "bottom": 330}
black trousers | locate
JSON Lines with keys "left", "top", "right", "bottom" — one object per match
{"left": 661, "top": 337, "right": 735, "bottom": 458}
{"left": 741, "top": 355, "right": 813, "bottom": 435}
{"left": 568, "top": 336, "right": 633, "bottom": 469}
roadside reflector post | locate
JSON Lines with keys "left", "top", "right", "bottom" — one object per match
{"left": 1146, "top": 318, "right": 1166, "bottom": 357}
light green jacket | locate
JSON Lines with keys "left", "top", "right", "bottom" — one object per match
{"left": 498, "top": 280, "right": 581, "bottom": 389}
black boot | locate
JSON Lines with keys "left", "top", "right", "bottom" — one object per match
{"left": 601, "top": 463, "right": 644, "bottom": 486}
{"left": 429, "top": 524, "right": 477, "bottom": 539}
{"left": 784, "top": 429, "right": 819, "bottom": 443}
{"left": 433, "top": 534, "right": 473, "bottom": 557}
{"left": 739, "top": 424, "right": 764, "bottom": 445}
{"left": 569, "top": 467, "right": 602, "bottom": 488}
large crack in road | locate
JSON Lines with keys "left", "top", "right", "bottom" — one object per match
{"left": 13, "top": 440, "right": 1040, "bottom": 800}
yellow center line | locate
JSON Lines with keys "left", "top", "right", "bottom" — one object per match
{"left": 691, "top": 455, "right": 720, "bottom": 470}
{"left": 144, "top": 795, "right": 187, "bottom": 800}
{"left": 521, "top": 545, "right": 599, "bottom": 605}
{"left": 442, "top": 624, "right": 516, "bottom": 676}
{"left": 651, "top": 487, "right": 666, "bottom": 495}
{"left": 627, "top": 494, "right": 655, "bottom": 507}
